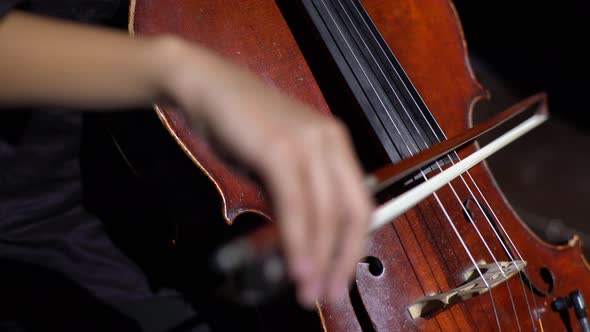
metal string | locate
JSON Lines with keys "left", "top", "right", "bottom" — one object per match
{"left": 342, "top": 0, "right": 539, "bottom": 329}
{"left": 318, "top": 0, "right": 502, "bottom": 330}
{"left": 462, "top": 171, "right": 540, "bottom": 326}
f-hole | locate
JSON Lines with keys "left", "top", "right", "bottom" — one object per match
{"left": 349, "top": 282, "right": 377, "bottom": 332}
{"left": 521, "top": 266, "right": 555, "bottom": 297}
{"left": 348, "top": 257, "right": 384, "bottom": 332}
{"left": 363, "top": 256, "right": 384, "bottom": 277}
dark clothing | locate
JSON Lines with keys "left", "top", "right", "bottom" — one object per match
{"left": 0, "top": 1, "right": 209, "bottom": 331}
{"left": 0, "top": 0, "right": 153, "bottom": 306}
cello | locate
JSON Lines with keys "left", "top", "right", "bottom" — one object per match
{"left": 128, "top": 0, "right": 590, "bottom": 330}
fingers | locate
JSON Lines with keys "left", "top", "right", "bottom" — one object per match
{"left": 326, "top": 152, "right": 373, "bottom": 301}
{"left": 322, "top": 122, "right": 374, "bottom": 302}
{"left": 302, "top": 124, "right": 339, "bottom": 305}
{"left": 257, "top": 134, "right": 315, "bottom": 306}
{"left": 257, "top": 118, "right": 373, "bottom": 308}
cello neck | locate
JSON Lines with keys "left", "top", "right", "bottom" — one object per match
{"left": 299, "top": 0, "right": 447, "bottom": 165}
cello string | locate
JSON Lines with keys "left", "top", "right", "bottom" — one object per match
{"left": 342, "top": 0, "right": 538, "bottom": 327}
{"left": 393, "top": 214, "right": 447, "bottom": 331}
{"left": 318, "top": 1, "right": 503, "bottom": 330}
{"left": 462, "top": 171, "right": 540, "bottom": 323}
{"left": 334, "top": 1, "right": 526, "bottom": 329}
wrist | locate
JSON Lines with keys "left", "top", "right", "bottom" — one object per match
{"left": 144, "top": 35, "right": 188, "bottom": 107}
{"left": 149, "top": 35, "right": 219, "bottom": 119}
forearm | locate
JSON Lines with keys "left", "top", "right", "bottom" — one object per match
{"left": 0, "top": 11, "right": 193, "bottom": 110}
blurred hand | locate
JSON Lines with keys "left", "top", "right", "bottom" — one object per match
{"left": 162, "top": 38, "right": 375, "bottom": 308}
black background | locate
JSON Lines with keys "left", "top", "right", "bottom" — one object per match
{"left": 454, "top": 0, "right": 590, "bottom": 127}
{"left": 453, "top": 0, "right": 590, "bottom": 252}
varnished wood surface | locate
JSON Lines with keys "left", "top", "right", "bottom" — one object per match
{"left": 133, "top": 0, "right": 331, "bottom": 222}
{"left": 132, "top": 1, "right": 590, "bottom": 330}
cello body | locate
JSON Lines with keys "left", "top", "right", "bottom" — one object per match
{"left": 130, "top": 0, "right": 590, "bottom": 330}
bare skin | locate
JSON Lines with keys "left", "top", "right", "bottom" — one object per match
{"left": 0, "top": 11, "right": 374, "bottom": 308}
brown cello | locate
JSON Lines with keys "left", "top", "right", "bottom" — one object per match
{"left": 130, "top": 0, "right": 590, "bottom": 330}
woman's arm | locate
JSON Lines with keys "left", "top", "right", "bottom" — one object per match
{"left": 0, "top": 10, "right": 374, "bottom": 308}
{"left": 0, "top": 11, "right": 179, "bottom": 108}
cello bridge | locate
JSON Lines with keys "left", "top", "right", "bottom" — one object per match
{"left": 408, "top": 260, "right": 526, "bottom": 319}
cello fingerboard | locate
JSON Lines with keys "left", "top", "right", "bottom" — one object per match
{"left": 300, "top": 0, "right": 449, "bottom": 167}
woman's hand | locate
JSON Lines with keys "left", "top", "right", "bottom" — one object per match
{"left": 160, "top": 39, "right": 374, "bottom": 307}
